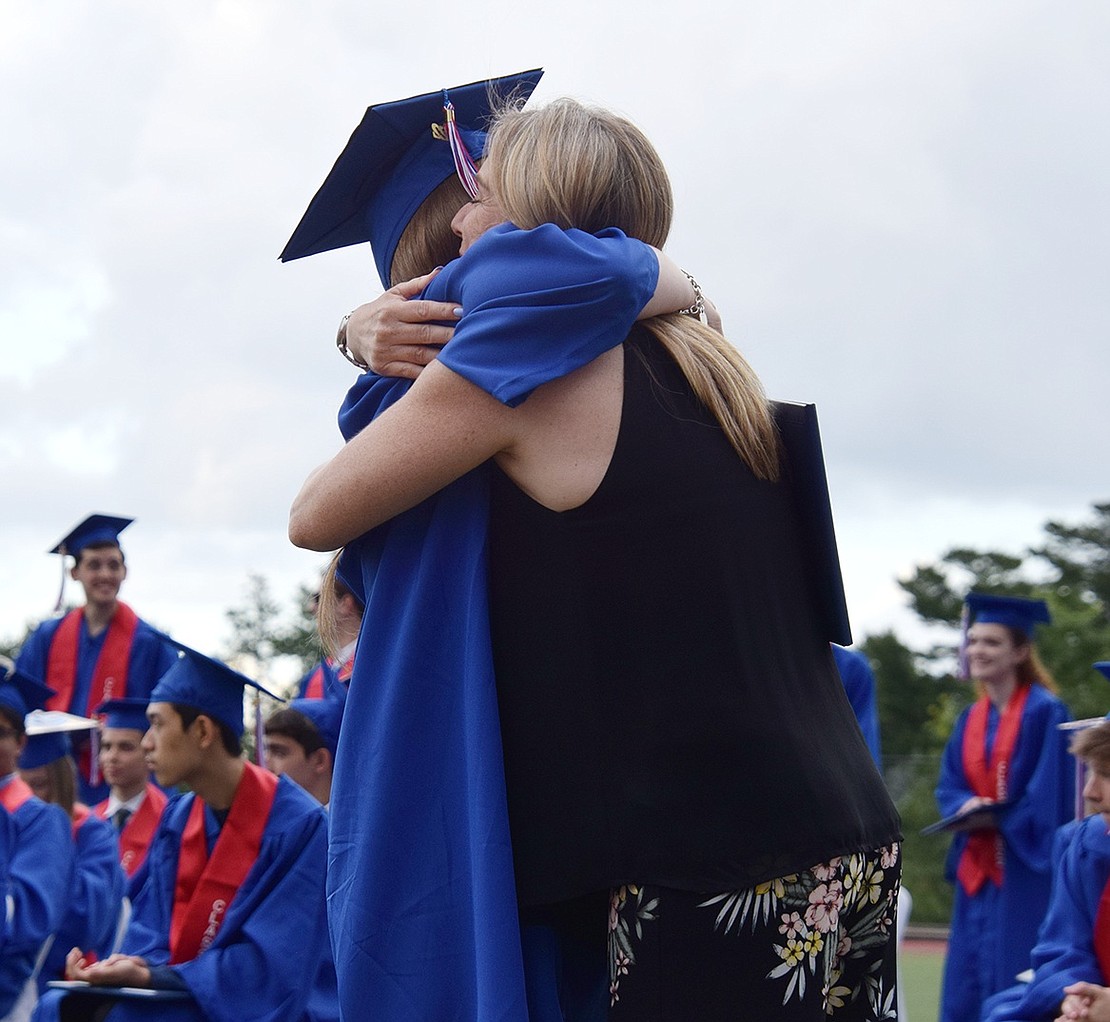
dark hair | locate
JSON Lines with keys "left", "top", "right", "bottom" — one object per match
{"left": 0, "top": 705, "right": 25, "bottom": 736}
{"left": 171, "top": 703, "right": 242, "bottom": 758}
{"left": 264, "top": 708, "right": 325, "bottom": 756}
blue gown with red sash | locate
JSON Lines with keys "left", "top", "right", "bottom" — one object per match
{"left": 16, "top": 609, "right": 176, "bottom": 804}
{"left": 327, "top": 223, "right": 657, "bottom": 1022}
{"left": 982, "top": 813, "right": 1110, "bottom": 1021}
{"left": 94, "top": 782, "right": 169, "bottom": 879}
{"left": 33, "top": 766, "right": 336, "bottom": 1022}
{"left": 936, "top": 682, "right": 1073, "bottom": 1022}
{"left": 0, "top": 775, "right": 74, "bottom": 1016}
{"left": 36, "top": 807, "right": 125, "bottom": 991}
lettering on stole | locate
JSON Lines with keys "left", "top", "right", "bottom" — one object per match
{"left": 200, "top": 899, "right": 227, "bottom": 951}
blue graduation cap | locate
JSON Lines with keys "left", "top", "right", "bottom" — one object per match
{"left": 0, "top": 663, "right": 54, "bottom": 723}
{"left": 19, "top": 711, "right": 97, "bottom": 769}
{"left": 49, "top": 514, "right": 133, "bottom": 559}
{"left": 150, "top": 639, "right": 283, "bottom": 738}
{"left": 96, "top": 697, "right": 151, "bottom": 733}
{"left": 289, "top": 697, "right": 343, "bottom": 758}
{"left": 1095, "top": 662, "right": 1110, "bottom": 683}
{"left": 280, "top": 69, "right": 543, "bottom": 288}
{"left": 965, "top": 592, "right": 1051, "bottom": 637}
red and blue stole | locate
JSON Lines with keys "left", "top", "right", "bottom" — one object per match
{"left": 46, "top": 603, "right": 140, "bottom": 714}
{"left": 0, "top": 776, "right": 34, "bottom": 815}
{"left": 957, "top": 682, "right": 1030, "bottom": 895}
{"left": 302, "top": 659, "right": 332, "bottom": 700}
{"left": 95, "top": 783, "right": 169, "bottom": 877}
{"left": 169, "top": 763, "right": 278, "bottom": 964}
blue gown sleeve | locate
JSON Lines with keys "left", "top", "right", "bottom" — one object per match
{"left": 831, "top": 646, "right": 882, "bottom": 767}
{"left": 14, "top": 621, "right": 57, "bottom": 682}
{"left": 434, "top": 223, "right": 659, "bottom": 406}
{"left": 71, "top": 815, "right": 126, "bottom": 954}
{"left": 2, "top": 801, "right": 73, "bottom": 953}
{"left": 984, "top": 817, "right": 1110, "bottom": 1022}
{"left": 936, "top": 709, "right": 975, "bottom": 818}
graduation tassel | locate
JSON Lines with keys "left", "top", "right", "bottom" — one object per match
{"left": 254, "top": 691, "right": 267, "bottom": 769}
{"left": 53, "top": 547, "right": 68, "bottom": 614}
{"left": 443, "top": 92, "right": 480, "bottom": 200}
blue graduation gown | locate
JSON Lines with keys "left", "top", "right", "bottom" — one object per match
{"left": 831, "top": 645, "right": 882, "bottom": 767}
{"left": 16, "top": 614, "right": 176, "bottom": 804}
{"left": 34, "top": 775, "right": 336, "bottom": 1022}
{"left": 0, "top": 783, "right": 74, "bottom": 1016}
{"left": 36, "top": 810, "right": 125, "bottom": 990}
{"left": 328, "top": 223, "right": 657, "bottom": 1022}
{"left": 936, "top": 683, "right": 1073, "bottom": 1022}
{"left": 982, "top": 814, "right": 1110, "bottom": 1022}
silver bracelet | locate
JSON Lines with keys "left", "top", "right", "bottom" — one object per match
{"left": 677, "top": 270, "right": 707, "bottom": 324}
{"left": 336, "top": 311, "right": 369, "bottom": 369}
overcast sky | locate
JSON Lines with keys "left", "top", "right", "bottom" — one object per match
{"left": 2, "top": 1, "right": 1107, "bottom": 663}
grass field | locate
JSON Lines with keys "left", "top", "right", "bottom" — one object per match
{"left": 901, "top": 942, "right": 945, "bottom": 1021}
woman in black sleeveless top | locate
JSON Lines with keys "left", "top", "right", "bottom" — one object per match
{"left": 293, "top": 97, "right": 901, "bottom": 1020}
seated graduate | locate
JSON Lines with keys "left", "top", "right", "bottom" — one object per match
{"left": 91, "top": 699, "right": 167, "bottom": 879}
{"left": 262, "top": 698, "right": 341, "bottom": 808}
{"left": 33, "top": 641, "right": 336, "bottom": 1022}
{"left": 0, "top": 663, "right": 74, "bottom": 1021}
{"left": 983, "top": 663, "right": 1110, "bottom": 1022}
{"left": 16, "top": 515, "right": 177, "bottom": 805}
{"left": 18, "top": 716, "right": 125, "bottom": 992}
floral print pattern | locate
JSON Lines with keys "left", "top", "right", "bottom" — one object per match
{"left": 608, "top": 843, "right": 901, "bottom": 1018}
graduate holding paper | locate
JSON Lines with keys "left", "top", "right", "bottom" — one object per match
{"left": 33, "top": 642, "right": 336, "bottom": 1022}
{"left": 937, "top": 593, "right": 1074, "bottom": 1022}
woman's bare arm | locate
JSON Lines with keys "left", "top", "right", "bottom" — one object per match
{"left": 289, "top": 360, "right": 519, "bottom": 550}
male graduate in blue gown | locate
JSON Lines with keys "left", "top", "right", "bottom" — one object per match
{"left": 0, "top": 664, "right": 74, "bottom": 1019}
{"left": 16, "top": 515, "right": 177, "bottom": 805}
{"left": 33, "top": 641, "right": 337, "bottom": 1022}
{"left": 981, "top": 663, "right": 1110, "bottom": 1022}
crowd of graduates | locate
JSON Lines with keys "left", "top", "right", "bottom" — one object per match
{"left": 1, "top": 515, "right": 349, "bottom": 1021}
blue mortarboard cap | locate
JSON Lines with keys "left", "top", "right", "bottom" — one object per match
{"left": 150, "top": 639, "right": 282, "bottom": 738}
{"left": 49, "top": 514, "right": 133, "bottom": 558}
{"left": 280, "top": 69, "right": 543, "bottom": 288}
{"left": 0, "top": 663, "right": 55, "bottom": 722}
{"left": 965, "top": 592, "right": 1051, "bottom": 637}
{"left": 96, "top": 697, "right": 151, "bottom": 733}
{"left": 1095, "top": 662, "right": 1110, "bottom": 683}
{"left": 19, "top": 710, "right": 97, "bottom": 770}
{"left": 289, "top": 697, "right": 343, "bottom": 758}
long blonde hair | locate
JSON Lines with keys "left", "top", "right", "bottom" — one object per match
{"left": 486, "top": 99, "right": 779, "bottom": 480}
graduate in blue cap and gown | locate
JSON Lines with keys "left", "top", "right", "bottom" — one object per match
{"left": 832, "top": 644, "right": 882, "bottom": 767}
{"left": 262, "top": 697, "right": 342, "bottom": 807}
{"left": 18, "top": 713, "right": 125, "bottom": 992}
{"left": 16, "top": 515, "right": 178, "bottom": 805}
{"left": 0, "top": 664, "right": 74, "bottom": 1020}
{"left": 283, "top": 70, "right": 699, "bottom": 1022}
{"left": 91, "top": 699, "right": 168, "bottom": 880}
{"left": 936, "top": 593, "right": 1074, "bottom": 1022}
{"left": 33, "top": 641, "right": 336, "bottom": 1022}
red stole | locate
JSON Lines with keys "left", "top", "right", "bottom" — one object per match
{"left": 956, "top": 683, "right": 1031, "bottom": 895}
{"left": 303, "top": 662, "right": 329, "bottom": 700}
{"left": 1094, "top": 865, "right": 1110, "bottom": 983}
{"left": 95, "top": 783, "right": 169, "bottom": 877}
{"left": 0, "top": 776, "right": 35, "bottom": 814}
{"left": 46, "top": 603, "right": 140, "bottom": 714}
{"left": 337, "top": 650, "right": 354, "bottom": 683}
{"left": 169, "top": 763, "right": 278, "bottom": 964}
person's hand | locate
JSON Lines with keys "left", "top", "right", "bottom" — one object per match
{"left": 65, "top": 948, "right": 152, "bottom": 988}
{"left": 344, "top": 270, "right": 462, "bottom": 380}
{"left": 1058, "top": 982, "right": 1110, "bottom": 1021}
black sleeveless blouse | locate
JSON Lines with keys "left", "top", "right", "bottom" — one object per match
{"left": 488, "top": 327, "right": 901, "bottom": 907}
